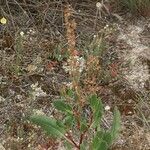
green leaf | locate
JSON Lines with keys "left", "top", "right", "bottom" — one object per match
{"left": 89, "top": 95, "right": 103, "bottom": 128}
{"left": 53, "top": 100, "right": 72, "bottom": 114}
{"left": 30, "top": 115, "right": 66, "bottom": 138}
{"left": 91, "top": 107, "right": 121, "bottom": 150}
{"left": 92, "top": 131, "right": 104, "bottom": 149}
{"left": 110, "top": 107, "right": 121, "bottom": 141}
{"left": 97, "top": 141, "right": 108, "bottom": 150}
{"left": 89, "top": 94, "right": 99, "bottom": 109}
{"left": 63, "top": 115, "right": 74, "bottom": 128}
{"left": 93, "top": 107, "right": 102, "bottom": 128}
{"left": 103, "top": 132, "right": 112, "bottom": 146}
{"left": 92, "top": 136, "right": 108, "bottom": 150}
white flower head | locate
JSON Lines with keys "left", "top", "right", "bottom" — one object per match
{"left": 0, "top": 17, "right": 7, "bottom": 24}
{"left": 20, "top": 31, "right": 24, "bottom": 37}
{"left": 105, "top": 105, "right": 110, "bottom": 111}
{"left": 93, "top": 34, "right": 97, "bottom": 38}
{"left": 96, "top": 2, "right": 103, "bottom": 9}
{"left": 104, "top": 24, "right": 109, "bottom": 29}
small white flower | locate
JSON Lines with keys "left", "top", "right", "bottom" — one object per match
{"left": 104, "top": 24, "right": 109, "bottom": 29}
{"left": 127, "top": 111, "right": 133, "bottom": 115}
{"left": 69, "top": 130, "right": 72, "bottom": 133}
{"left": 93, "top": 34, "right": 97, "bottom": 38}
{"left": 0, "top": 17, "right": 7, "bottom": 24}
{"left": 128, "top": 99, "right": 132, "bottom": 103}
{"left": 105, "top": 105, "right": 110, "bottom": 111}
{"left": 20, "top": 31, "right": 24, "bottom": 37}
{"left": 96, "top": 2, "right": 103, "bottom": 9}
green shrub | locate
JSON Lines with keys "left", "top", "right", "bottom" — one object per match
{"left": 30, "top": 93, "right": 121, "bottom": 150}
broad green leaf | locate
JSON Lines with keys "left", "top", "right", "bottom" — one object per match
{"left": 92, "top": 131, "right": 104, "bottom": 149}
{"left": 97, "top": 141, "right": 108, "bottom": 150}
{"left": 89, "top": 95, "right": 103, "bottom": 128}
{"left": 56, "top": 120, "right": 65, "bottom": 128}
{"left": 30, "top": 115, "right": 66, "bottom": 138}
{"left": 89, "top": 95, "right": 103, "bottom": 115}
{"left": 110, "top": 107, "right": 121, "bottom": 140}
{"left": 103, "top": 132, "right": 112, "bottom": 146}
{"left": 92, "top": 137, "right": 108, "bottom": 150}
{"left": 53, "top": 100, "right": 72, "bottom": 114}
{"left": 93, "top": 107, "right": 102, "bottom": 128}
{"left": 89, "top": 94, "right": 99, "bottom": 109}
{"left": 92, "top": 131, "right": 111, "bottom": 150}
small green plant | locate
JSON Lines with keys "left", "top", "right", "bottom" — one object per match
{"left": 30, "top": 93, "right": 121, "bottom": 150}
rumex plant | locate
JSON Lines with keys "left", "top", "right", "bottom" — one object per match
{"left": 30, "top": 4, "right": 121, "bottom": 150}
{"left": 30, "top": 93, "right": 121, "bottom": 150}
